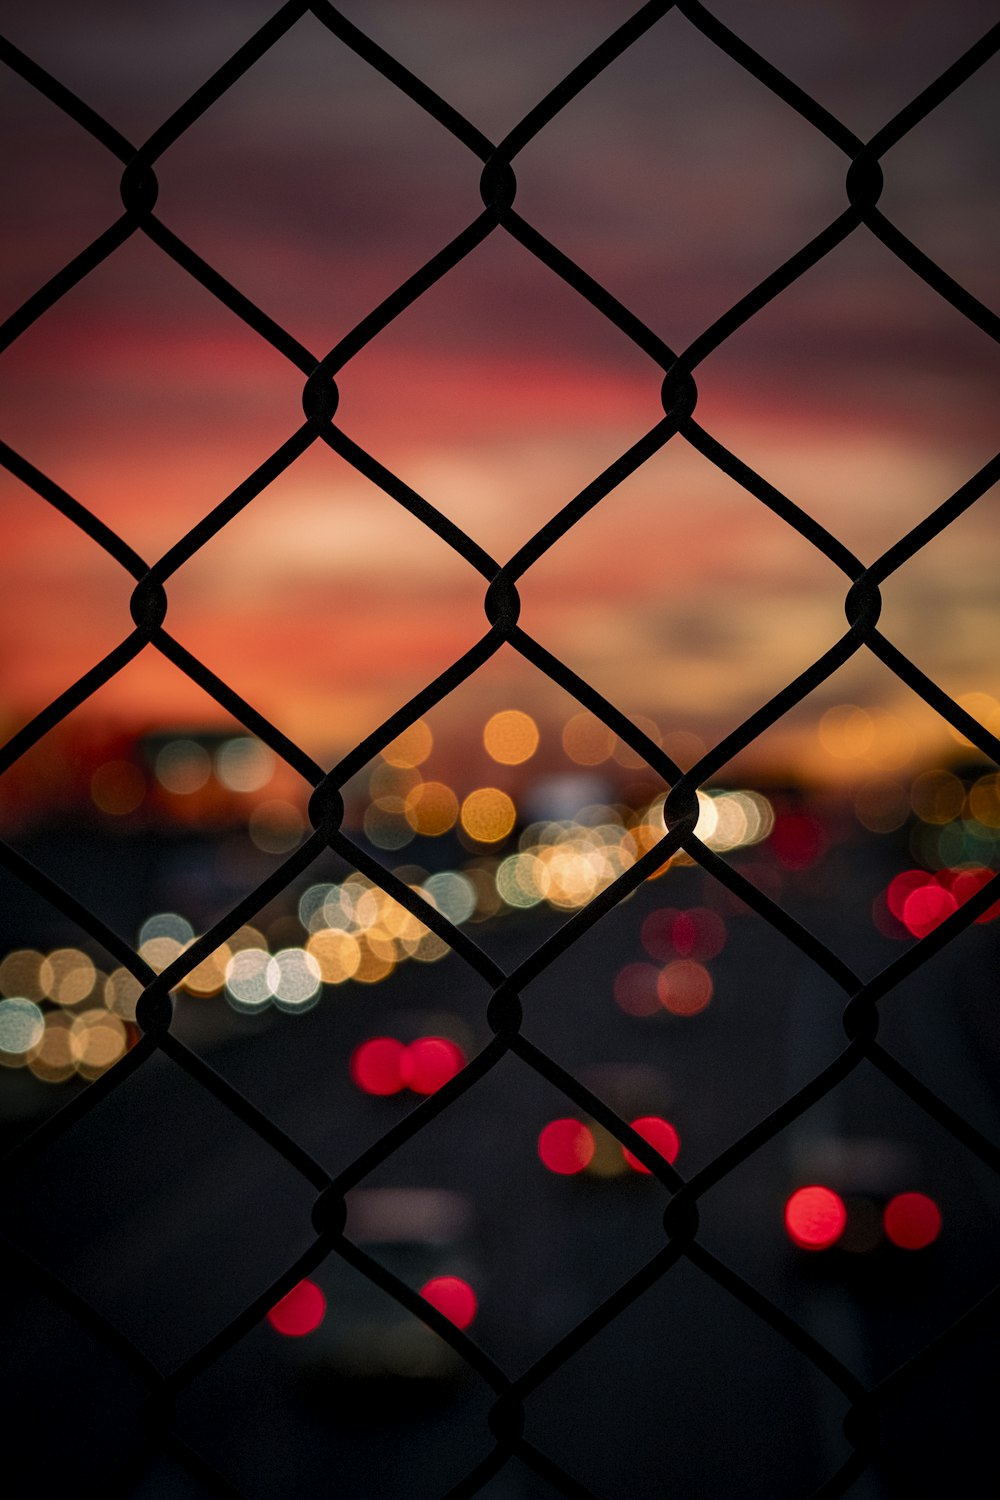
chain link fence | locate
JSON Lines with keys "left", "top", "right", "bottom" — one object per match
{"left": 1, "top": 2, "right": 998, "bottom": 1496}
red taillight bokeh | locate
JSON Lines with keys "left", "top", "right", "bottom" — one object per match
{"left": 901, "top": 882, "right": 957, "bottom": 939}
{"left": 400, "top": 1036, "right": 465, "bottom": 1094}
{"left": 350, "top": 1036, "right": 406, "bottom": 1095}
{"left": 613, "top": 962, "right": 662, "bottom": 1017}
{"left": 769, "top": 813, "right": 825, "bottom": 870}
{"left": 656, "top": 959, "right": 713, "bottom": 1016}
{"left": 941, "top": 866, "right": 1000, "bottom": 922}
{"left": 351, "top": 1034, "right": 465, "bottom": 1095}
{"left": 883, "top": 867, "right": 1000, "bottom": 941}
{"left": 784, "top": 1185, "right": 847, "bottom": 1250}
{"left": 640, "top": 907, "right": 726, "bottom": 962}
{"left": 884, "top": 1192, "right": 942, "bottom": 1250}
{"left": 420, "top": 1275, "right": 477, "bottom": 1329}
{"left": 622, "top": 1115, "right": 680, "bottom": 1173}
{"left": 538, "top": 1118, "right": 595, "bottom": 1174}
{"left": 886, "top": 870, "right": 933, "bottom": 922}
{"left": 267, "top": 1278, "right": 327, "bottom": 1336}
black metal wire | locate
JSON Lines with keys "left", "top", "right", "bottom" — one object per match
{"left": 0, "top": 3, "right": 997, "bottom": 1496}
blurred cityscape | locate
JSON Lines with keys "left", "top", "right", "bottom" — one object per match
{"left": 3, "top": 702, "right": 1000, "bottom": 1497}
{"left": 3, "top": 695, "right": 1000, "bottom": 1096}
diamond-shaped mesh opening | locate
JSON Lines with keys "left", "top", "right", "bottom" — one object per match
{"left": 513, "top": 8, "right": 850, "bottom": 348}
{"left": 334, "top": 232, "right": 664, "bottom": 557}
{"left": 689, "top": 231, "right": 1000, "bottom": 557}
{"left": 705, "top": 0, "right": 999, "bottom": 135}
{"left": 518, "top": 437, "right": 849, "bottom": 736}
{"left": 0, "top": 472, "right": 131, "bottom": 723}
{"left": 154, "top": 14, "right": 482, "bottom": 350}
{"left": 0, "top": 68, "right": 122, "bottom": 321}
{"left": 0, "top": 1048, "right": 318, "bottom": 1368}
{"left": 525, "top": 1255, "right": 842, "bottom": 1500}
{"left": 0, "top": 234, "right": 305, "bottom": 551}
{"left": 877, "top": 60, "right": 998, "bottom": 308}
{"left": 168, "top": 446, "right": 487, "bottom": 763}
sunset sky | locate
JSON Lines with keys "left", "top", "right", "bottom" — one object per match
{"left": 1, "top": 0, "right": 997, "bottom": 783}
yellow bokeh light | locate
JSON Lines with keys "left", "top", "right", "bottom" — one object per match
{"left": 867, "top": 710, "right": 915, "bottom": 770}
{"left": 306, "top": 928, "right": 362, "bottom": 984}
{"left": 379, "top": 895, "right": 430, "bottom": 943}
{"left": 483, "top": 710, "right": 539, "bottom": 766}
{"left": 818, "top": 705, "right": 874, "bottom": 759}
{"left": 409, "top": 930, "right": 451, "bottom": 963}
{"left": 105, "top": 967, "right": 143, "bottom": 1021}
{"left": 460, "top": 788, "right": 516, "bottom": 844}
{"left": 561, "top": 713, "right": 615, "bottom": 766}
{"left": 662, "top": 729, "right": 706, "bottom": 770}
{"left": 248, "top": 800, "right": 304, "bottom": 853}
{"left": 0, "top": 949, "right": 45, "bottom": 1001}
{"left": 463, "top": 865, "right": 504, "bottom": 920}
{"left": 853, "top": 779, "right": 910, "bottom": 834}
{"left": 70, "top": 1008, "right": 127, "bottom": 1076}
{"left": 155, "top": 739, "right": 211, "bottom": 794}
{"left": 382, "top": 719, "right": 433, "bottom": 769}
{"left": 228, "top": 925, "right": 268, "bottom": 955}
{"left": 348, "top": 885, "right": 383, "bottom": 928}
{"left": 535, "top": 845, "right": 599, "bottom": 908}
{"left": 363, "top": 796, "right": 414, "bottom": 851}
{"left": 215, "top": 737, "right": 274, "bottom": 792}
{"left": 495, "top": 852, "right": 545, "bottom": 909}
{"left": 404, "top": 781, "right": 459, "bottom": 836}
{"left": 586, "top": 1124, "right": 630, "bottom": 1179}
{"left": 947, "top": 692, "right": 1000, "bottom": 747}
{"left": 28, "top": 1011, "right": 77, "bottom": 1084}
{"left": 969, "top": 774, "right": 1000, "bottom": 829}
{"left": 369, "top": 761, "right": 422, "bottom": 800}
{"left": 352, "top": 934, "right": 396, "bottom": 984}
{"left": 622, "top": 820, "right": 665, "bottom": 862}
{"left": 40, "top": 948, "right": 97, "bottom": 1006}
{"left": 911, "top": 769, "right": 964, "bottom": 825}
{"left": 139, "top": 935, "right": 186, "bottom": 973}
{"left": 181, "top": 943, "right": 233, "bottom": 997}
{"left": 612, "top": 714, "right": 663, "bottom": 770}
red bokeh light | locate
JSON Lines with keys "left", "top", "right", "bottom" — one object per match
{"left": 886, "top": 869, "right": 932, "bottom": 921}
{"left": 350, "top": 1036, "right": 406, "bottom": 1095}
{"left": 769, "top": 813, "right": 825, "bottom": 870}
{"left": 784, "top": 1185, "right": 847, "bottom": 1250}
{"left": 945, "top": 866, "right": 1000, "bottom": 923}
{"left": 656, "top": 959, "right": 713, "bottom": 1016}
{"left": 267, "top": 1278, "right": 327, "bottom": 1336}
{"left": 871, "top": 889, "right": 908, "bottom": 940}
{"left": 641, "top": 907, "right": 726, "bottom": 962}
{"left": 613, "top": 962, "right": 662, "bottom": 1016}
{"left": 622, "top": 1115, "right": 680, "bottom": 1173}
{"left": 883, "top": 867, "right": 997, "bottom": 938}
{"left": 401, "top": 1036, "right": 465, "bottom": 1094}
{"left": 901, "top": 882, "right": 957, "bottom": 939}
{"left": 538, "top": 1118, "right": 595, "bottom": 1174}
{"left": 884, "top": 1192, "right": 942, "bottom": 1250}
{"left": 420, "top": 1275, "right": 477, "bottom": 1329}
